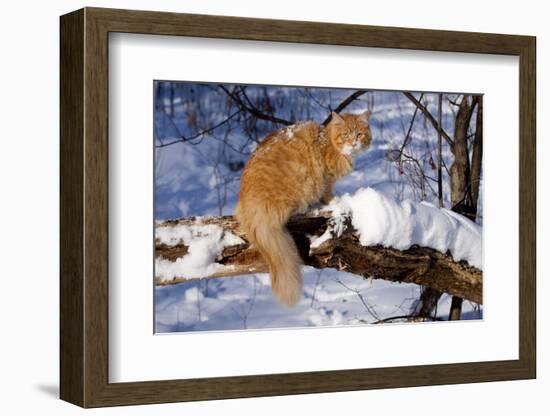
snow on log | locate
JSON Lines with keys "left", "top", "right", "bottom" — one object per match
{"left": 155, "top": 188, "right": 483, "bottom": 304}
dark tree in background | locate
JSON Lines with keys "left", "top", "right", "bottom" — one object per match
{"left": 403, "top": 92, "right": 483, "bottom": 321}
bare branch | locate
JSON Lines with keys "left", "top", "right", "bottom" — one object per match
{"left": 156, "top": 109, "right": 243, "bottom": 148}
{"left": 322, "top": 90, "right": 368, "bottom": 125}
{"left": 219, "top": 85, "right": 293, "bottom": 126}
{"left": 398, "top": 93, "right": 423, "bottom": 158}
{"left": 403, "top": 92, "right": 454, "bottom": 149}
{"left": 373, "top": 314, "right": 444, "bottom": 324}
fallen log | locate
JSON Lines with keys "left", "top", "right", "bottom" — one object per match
{"left": 154, "top": 211, "right": 482, "bottom": 304}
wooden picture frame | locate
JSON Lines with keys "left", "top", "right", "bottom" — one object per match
{"left": 60, "top": 7, "right": 536, "bottom": 408}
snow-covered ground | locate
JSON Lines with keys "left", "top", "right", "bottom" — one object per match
{"left": 155, "top": 267, "right": 481, "bottom": 333}
{"left": 154, "top": 83, "right": 483, "bottom": 333}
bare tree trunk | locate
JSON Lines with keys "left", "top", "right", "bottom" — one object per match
{"left": 449, "top": 296, "right": 464, "bottom": 321}
{"left": 404, "top": 93, "right": 483, "bottom": 320}
{"left": 438, "top": 93, "right": 444, "bottom": 208}
{"left": 447, "top": 95, "right": 481, "bottom": 319}
{"left": 470, "top": 97, "right": 483, "bottom": 212}
{"left": 450, "top": 95, "right": 476, "bottom": 217}
{"left": 411, "top": 287, "right": 442, "bottom": 320}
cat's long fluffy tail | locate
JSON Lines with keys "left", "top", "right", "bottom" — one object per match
{"left": 238, "top": 208, "right": 302, "bottom": 307}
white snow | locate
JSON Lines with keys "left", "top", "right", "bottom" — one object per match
{"left": 345, "top": 107, "right": 370, "bottom": 116}
{"left": 313, "top": 187, "right": 482, "bottom": 269}
{"left": 184, "top": 286, "right": 204, "bottom": 302}
{"left": 155, "top": 266, "right": 483, "bottom": 333}
{"left": 309, "top": 228, "right": 332, "bottom": 249}
{"left": 309, "top": 210, "right": 348, "bottom": 249}
{"left": 308, "top": 307, "right": 345, "bottom": 326}
{"left": 155, "top": 223, "right": 244, "bottom": 281}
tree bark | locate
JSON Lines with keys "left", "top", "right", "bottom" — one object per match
{"left": 155, "top": 213, "right": 483, "bottom": 304}
{"left": 448, "top": 296, "right": 464, "bottom": 320}
{"left": 410, "top": 287, "right": 443, "bottom": 319}
{"left": 402, "top": 94, "right": 483, "bottom": 320}
{"left": 437, "top": 93, "right": 443, "bottom": 208}
{"left": 470, "top": 97, "right": 483, "bottom": 211}
{"left": 447, "top": 95, "right": 481, "bottom": 319}
{"left": 450, "top": 95, "right": 475, "bottom": 215}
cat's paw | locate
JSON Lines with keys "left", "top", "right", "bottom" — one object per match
{"left": 295, "top": 203, "right": 310, "bottom": 214}
{"left": 320, "top": 195, "right": 337, "bottom": 206}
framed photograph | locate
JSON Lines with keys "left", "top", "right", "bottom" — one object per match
{"left": 60, "top": 7, "right": 536, "bottom": 408}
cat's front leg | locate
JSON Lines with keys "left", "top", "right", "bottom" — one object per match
{"left": 294, "top": 200, "right": 310, "bottom": 215}
{"left": 321, "top": 180, "right": 335, "bottom": 205}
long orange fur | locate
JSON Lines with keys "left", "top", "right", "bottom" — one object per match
{"left": 236, "top": 111, "right": 372, "bottom": 306}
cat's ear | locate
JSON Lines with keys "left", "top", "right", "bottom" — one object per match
{"left": 330, "top": 112, "right": 345, "bottom": 125}
{"left": 358, "top": 110, "right": 370, "bottom": 123}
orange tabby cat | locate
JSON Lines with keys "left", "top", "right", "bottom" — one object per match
{"left": 236, "top": 111, "right": 372, "bottom": 306}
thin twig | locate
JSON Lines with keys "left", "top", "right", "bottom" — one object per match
{"left": 219, "top": 85, "right": 293, "bottom": 126}
{"left": 403, "top": 92, "right": 454, "bottom": 149}
{"left": 322, "top": 90, "right": 369, "bottom": 125}
{"left": 156, "top": 109, "right": 243, "bottom": 148}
